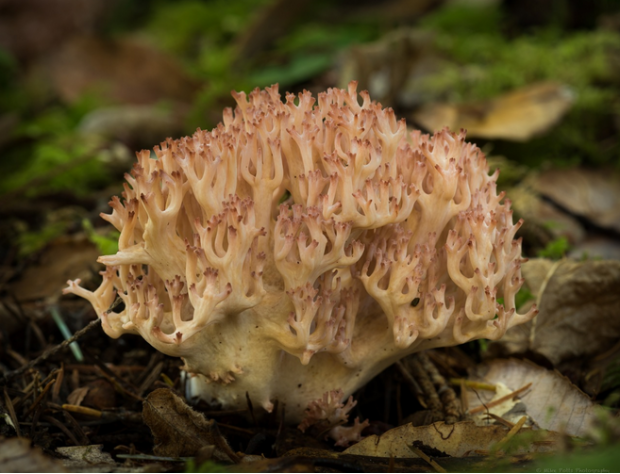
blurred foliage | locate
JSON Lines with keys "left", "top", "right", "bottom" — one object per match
{"left": 144, "top": 0, "right": 264, "bottom": 77}
{"left": 0, "top": 94, "right": 112, "bottom": 197}
{"left": 141, "top": 0, "right": 265, "bottom": 127}
{"left": 514, "top": 287, "right": 534, "bottom": 309}
{"left": 601, "top": 356, "right": 620, "bottom": 407}
{"left": 537, "top": 236, "right": 570, "bottom": 259}
{"left": 532, "top": 408, "right": 620, "bottom": 472}
{"left": 185, "top": 459, "right": 227, "bottom": 473}
{"left": 141, "top": 0, "right": 378, "bottom": 126}
{"left": 418, "top": 3, "right": 620, "bottom": 167}
{"left": 15, "top": 221, "right": 68, "bottom": 257}
{"left": 82, "top": 219, "right": 119, "bottom": 256}
{"left": 249, "top": 22, "right": 377, "bottom": 88}
{"left": 0, "top": 49, "right": 28, "bottom": 113}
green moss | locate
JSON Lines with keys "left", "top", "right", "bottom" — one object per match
{"left": 537, "top": 236, "right": 570, "bottom": 259}
{"left": 16, "top": 221, "right": 67, "bottom": 257}
{"left": 0, "top": 94, "right": 113, "bottom": 197}
{"left": 82, "top": 219, "right": 119, "bottom": 256}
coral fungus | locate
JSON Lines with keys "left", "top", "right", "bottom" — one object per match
{"left": 65, "top": 82, "right": 536, "bottom": 421}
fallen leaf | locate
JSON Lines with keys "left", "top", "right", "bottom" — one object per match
{"left": 43, "top": 36, "right": 200, "bottom": 105}
{"left": 56, "top": 445, "right": 118, "bottom": 473}
{"left": 509, "top": 180, "right": 586, "bottom": 245}
{"left": 142, "top": 388, "right": 238, "bottom": 462}
{"left": 343, "top": 420, "right": 561, "bottom": 458}
{"left": 10, "top": 234, "right": 100, "bottom": 302}
{"left": 467, "top": 359, "right": 597, "bottom": 437}
{"left": 82, "top": 379, "right": 117, "bottom": 410}
{"left": 0, "top": 437, "right": 65, "bottom": 473}
{"left": 412, "top": 82, "right": 573, "bottom": 141}
{"left": 67, "top": 387, "right": 90, "bottom": 406}
{"left": 532, "top": 168, "right": 620, "bottom": 233}
{"left": 498, "top": 259, "right": 620, "bottom": 365}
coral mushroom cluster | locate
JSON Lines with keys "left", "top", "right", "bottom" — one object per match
{"left": 65, "top": 82, "right": 536, "bottom": 422}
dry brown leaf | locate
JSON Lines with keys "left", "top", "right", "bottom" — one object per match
{"left": 498, "top": 259, "right": 620, "bottom": 365}
{"left": 56, "top": 445, "right": 122, "bottom": 473}
{"left": 10, "top": 234, "right": 100, "bottom": 302}
{"left": 67, "top": 386, "right": 89, "bottom": 406}
{"left": 343, "top": 420, "right": 561, "bottom": 458}
{"left": 509, "top": 182, "right": 585, "bottom": 245}
{"left": 43, "top": 36, "right": 200, "bottom": 105}
{"left": 467, "top": 359, "right": 597, "bottom": 437}
{"left": 142, "top": 388, "right": 238, "bottom": 462}
{"left": 532, "top": 168, "right": 620, "bottom": 233}
{"left": 0, "top": 437, "right": 65, "bottom": 473}
{"left": 412, "top": 82, "right": 573, "bottom": 141}
{"left": 82, "top": 379, "right": 117, "bottom": 410}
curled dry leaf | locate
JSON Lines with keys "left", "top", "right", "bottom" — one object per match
{"left": 343, "top": 420, "right": 562, "bottom": 458}
{"left": 67, "top": 386, "right": 89, "bottom": 406}
{"left": 413, "top": 82, "right": 573, "bottom": 141}
{"left": 467, "top": 359, "right": 597, "bottom": 437}
{"left": 497, "top": 258, "right": 620, "bottom": 365}
{"left": 142, "top": 388, "right": 238, "bottom": 462}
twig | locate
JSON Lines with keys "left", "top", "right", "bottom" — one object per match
{"left": 62, "top": 410, "right": 90, "bottom": 445}
{"left": 43, "top": 415, "right": 82, "bottom": 446}
{"left": 138, "top": 361, "right": 164, "bottom": 397}
{"left": 61, "top": 404, "right": 102, "bottom": 418}
{"left": 469, "top": 383, "right": 532, "bottom": 415}
{"left": 402, "top": 358, "right": 443, "bottom": 419}
{"left": 495, "top": 415, "right": 528, "bottom": 452}
{"left": 418, "top": 352, "right": 460, "bottom": 423}
{"left": 52, "top": 365, "right": 64, "bottom": 404}
{"left": 90, "top": 356, "right": 143, "bottom": 402}
{"left": 450, "top": 378, "right": 497, "bottom": 392}
{"left": 408, "top": 444, "right": 447, "bottom": 473}
{"left": 487, "top": 413, "right": 515, "bottom": 429}
{"left": 26, "top": 378, "right": 55, "bottom": 415}
{"left": 135, "top": 352, "right": 164, "bottom": 387}
{"left": 395, "top": 360, "right": 426, "bottom": 407}
{"left": 0, "top": 318, "right": 102, "bottom": 384}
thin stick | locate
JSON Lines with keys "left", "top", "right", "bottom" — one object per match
{"left": 469, "top": 383, "right": 532, "bottom": 415}
{"left": 26, "top": 378, "right": 55, "bottom": 415}
{"left": 43, "top": 415, "right": 81, "bottom": 446}
{"left": 61, "top": 404, "right": 102, "bottom": 418}
{"left": 495, "top": 415, "right": 528, "bottom": 451}
{"left": 408, "top": 444, "right": 447, "bottom": 473}
{"left": 0, "top": 319, "right": 102, "bottom": 384}
{"left": 451, "top": 378, "right": 497, "bottom": 392}
{"left": 487, "top": 413, "right": 516, "bottom": 429}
